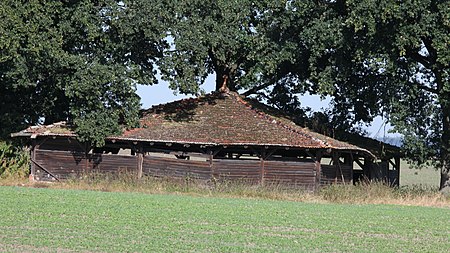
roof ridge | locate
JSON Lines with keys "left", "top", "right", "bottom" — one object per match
{"left": 229, "top": 92, "right": 329, "bottom": 148}
{"left": 144, "top": 91, "right": 229, "bottom": 113}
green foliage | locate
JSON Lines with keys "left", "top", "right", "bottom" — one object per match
{"left": 158, "top": 0, "right": 450, "bottom": 188}
{"left": 0, "top": 141, "right": 29, "bottom": 179}
{"left": 73, "top": 109, "right": 121, "bottom": 147}
{"left": 0, "top": 186, "right": 448, "bottom": 252}
{"left": 158, "top": 0, "right": 301, "bottom": 93}
{"left": 336, "top": 0, "right": 450, "bottom": 167}
{"left": 263, "top": 0, "right": 450, "bottom": 188}
{"left": 0, "top": 0, "right": 166, "bottom": 145}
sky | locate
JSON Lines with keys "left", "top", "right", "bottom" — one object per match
{"left": 136, "top": 75, "right": 401, "bottom": 142}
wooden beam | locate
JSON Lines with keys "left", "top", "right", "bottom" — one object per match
{"left": 264, "top": 148, "right": 278, "bottom": 160}
{"left": 305, "top": 150, "right": 317, "bottom": 163}
{"left": 208, "top": 148, "right": 221, "bottom": 181}
{"left": 31, "top": 159, "right": 60, "bottom": 181}
{"left": 30, "top": 140, "right": 37, "bottom": 181}
{"left": 389, "top": 159, "right": 396, "bottom": 168}
{"left": 348, "top": 153, "right": 354, "bottom": 185}
{"left": 354, "top": 158, "right": 364, "bottom": 168}
{"left": 260, "top": 149, "right": 266, "bottom": 185}
{"left": 315, "top": 150, "right": 323, "bottom": 191}
{"left": 395, "top": 156, "right": 401, "bottom": 186}
{"left": 137, "top": 149, "right": 144, "bottom": 178}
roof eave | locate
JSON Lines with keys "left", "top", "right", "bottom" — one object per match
{"left": 10, "top": 132, "right": 32, "bottom": 138}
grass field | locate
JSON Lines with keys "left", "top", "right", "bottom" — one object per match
{"left": 1, "top": 186, "right": 449, "bottom": 252}
{"left": 399, "top": 160, "right": 441, "bottom": 187}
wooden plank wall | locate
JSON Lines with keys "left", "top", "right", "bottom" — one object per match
{"left": 214, "top": 159, "right": 260, "bottom": 182}
{"left": 320, "top": 164, "right": 352, "bottom": 185}
{"left": 34, "top": 150, "right": 86, "bottom": 181}
{"left": 143, "top": 156, "right": 210, "bottom": 180}
{"left": 34, "top": 150, "right": 317, "bottom": 188}
{"left": 34, "top": 150, "right": 137, "bottom": 181}
{"left": 32, "top": 138, "right": 317, "bottom": 189}
{"left": 38, "top": 138, "right": 85, "bottom": 152}
{"left": 265, "top": 161, "right": 316, "bottom": 189}
{"left": 143, "top": 157, "right": 316, "bottom": 187}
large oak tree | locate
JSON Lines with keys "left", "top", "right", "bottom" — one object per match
{"left": 0, "top": 0, "right": 167, "bottom": 146}
{"left": 289, "top": 0, "right": 450, "bottom": 191}
{"left": 154, "top": 0, "right": 450, "bottom": 190}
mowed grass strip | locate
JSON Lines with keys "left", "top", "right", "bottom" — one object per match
{"left": 1, "top": 186, "right": 449, "bottom": 252}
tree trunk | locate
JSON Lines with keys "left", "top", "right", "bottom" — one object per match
{"left": 215, "top": 67, "right": 237, "bottom": 92}
{"left": 440, "top": 99, "right": 450, "bottom": 192}
{"left": 215, "top": 73, "right": 226, "bottom": 91}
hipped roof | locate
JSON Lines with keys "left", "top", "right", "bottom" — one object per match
{"left": 13, "top": 91, "right": 374, "bottom": 158}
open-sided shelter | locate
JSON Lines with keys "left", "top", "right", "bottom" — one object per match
{"left": 13, "top": 90, "right": 398, "bottom": 190}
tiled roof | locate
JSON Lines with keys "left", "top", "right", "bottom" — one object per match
{"left": 121, "top": 91, "right": 326, "bottom": 148}
{"left": 11, "top": 122, "right": 75, "bottom": 138}
{"left": 12, "top": 91, "right": 373, "bottom": 157}
{"left": 122, "top": 91, "right": 372, "bottom": 155}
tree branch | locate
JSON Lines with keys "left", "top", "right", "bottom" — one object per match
{"left": 242, "top": 81, "right": 273, "bottom": 96}
{"left": 208, "top": 48, "right": 219, "bottom": 71}
{"left": 410, "top": 80, "right": 438, "bottom": 94}
{"left": 421, "top": 37, "right": 437, "bottom": 63}
{"left": 406, "top": 50, "right": 432, "bottom": 69}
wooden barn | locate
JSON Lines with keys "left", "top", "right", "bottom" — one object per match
{"left": 12, "top": 90, "right": 399, "bottom": 190}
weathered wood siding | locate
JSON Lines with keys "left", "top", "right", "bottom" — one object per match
{"left": 320, "top": 164, "right": 352, "bottom": 184}
{"left": 32, "top": 138, "right": 318, "bottom": 189}
{"left": 34, "top": 150, "right": 86, "bottom": 180}
{"left": 265, "top": 161, "right": 316, "bottom": 189}
{"left": 34, "top": 150, "right": 137, "bottom": 181}
{"left": 90, "top": 153, "right": 137, "bottom": 174}
{"left": 214, "top": 159, "right": 260, "bottom": 182}
{"left": 143, "top": 156, "right": 211, "bottom": 180}
{"left": 38, "top": 138, "right": 85, "bottom": 152}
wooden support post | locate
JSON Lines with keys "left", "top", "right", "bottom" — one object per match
{"left": 260, "top": 148, "right": 277, "bottom": 186}
{"left": 347, "top": 153, "right": 354, "bottom": 185}
{"left": 208, "top": 148, "right": 221, "bottom": 181}
{"left": 395, "top": 156, "right": 401, "bottom": 186}
{"left": 333, "top": 152, "right": 346, "bottom": 185}
{"left": 382, "top": 159, "right": 389, "bottom": 180}
{"left": 135, "top": 144, "right": 144, "bottom": 179}
{"left": 363, "top": 157, "right": 371, "bottom": 180}
{"left": 315, "top": 150, "right": 323, "bottom": 191}
{"left": 30, "top": 137, "right": 48, "bottom": 181}
{"left": 137, "top": 152, "right": 143, "bottom": 179}
{"left": 84, "top": 142, "right": 90, "bottom": 174}
{"left": 209, "top": 150, "right": 214, "bottom": 180}
{"left": 260, "top": 149, "right": 265, "bottom": 186}
{"left": 332, "top": 151, "right": 339, "bottom": 183}
{"left": 30, "top": 140, "right": 37, "bottom": 182}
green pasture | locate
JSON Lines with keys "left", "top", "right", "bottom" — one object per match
{"left": 399, "top": 160, "right": 441, "bottom": 187}
{"left": 0, "top": 186, "right": 448, "bottom": 252}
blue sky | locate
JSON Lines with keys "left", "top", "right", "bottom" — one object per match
{"left": 136, "top": 76, "right": 400, "bottom": 140}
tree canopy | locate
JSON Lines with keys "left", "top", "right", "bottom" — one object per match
{"left": 153, "top": 0, "right": 450, "bottom": 189}
{"left": 301, "top": 0, "right": 450, "bottom": 190}
{"left": 157, "top": 0, "right": 291, "bottom": 93}
{"left": 0, "top": 0, "right": 167, "bottom": 146}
